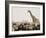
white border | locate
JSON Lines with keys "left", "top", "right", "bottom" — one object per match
{"left": 9, "top": 4, "right": 43, "bottom": 35}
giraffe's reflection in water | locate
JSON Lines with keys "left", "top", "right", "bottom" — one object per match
{"left": 12, "top": 10, "right": 40, "bottom": 31}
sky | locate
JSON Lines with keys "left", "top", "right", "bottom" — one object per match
{"left": 12, "top": 6, "right": 40, "bottom": 22}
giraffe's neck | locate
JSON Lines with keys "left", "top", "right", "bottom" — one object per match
{"left": 28, "top": 11, "right": 37, "bottom": 22}
{"left": 29, "top": 12, "right": 40, "bottom": 24}
{"left": 29, "top": 11, "right": 34, "bottom": 19}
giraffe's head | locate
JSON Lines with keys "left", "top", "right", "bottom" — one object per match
{"left": 28, "top": 10, "right": 31, "bottom": 13}
{"left": 27, "top": 10, "right": 32, "bottom": 14}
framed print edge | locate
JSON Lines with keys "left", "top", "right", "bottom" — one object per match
{"left": 5, "top": 1, "right": 45, "bottom": 38}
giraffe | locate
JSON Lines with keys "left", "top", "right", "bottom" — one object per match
{"left": 27, "top": 10, "right": 40, "bottom": 27}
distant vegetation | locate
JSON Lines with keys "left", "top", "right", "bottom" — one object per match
{"left": 12, "top": 22, "right": 40, "bottom": 31}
